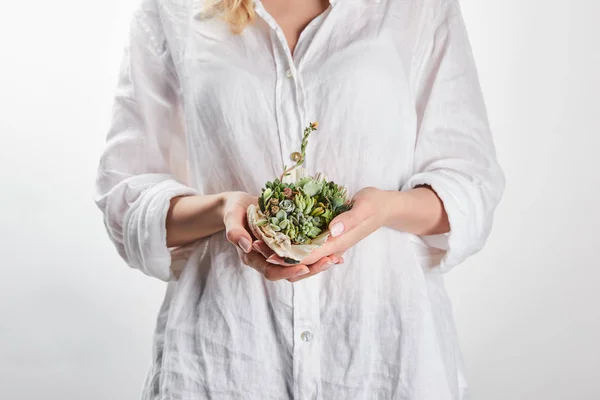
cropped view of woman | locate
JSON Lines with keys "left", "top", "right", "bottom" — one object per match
{"left": 94, "top": 0, "right": 505, "bottom": 398}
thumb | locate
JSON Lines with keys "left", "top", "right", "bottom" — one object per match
{"left": 328, "top": 208, "right": 360, "bottom": 238}
{"left": 224, "top": 207, "right": 253, "bottom": 253}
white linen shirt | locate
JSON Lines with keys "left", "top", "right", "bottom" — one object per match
{"left": 94, "top": 0, "right": 505, "bottom": 398}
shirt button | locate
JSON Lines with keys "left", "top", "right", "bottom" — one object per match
{"left": 300, "top": 330, "right": 313, "bottom": 342}
{"left": 285, "top": 68, "right": 293, "bottom": 78}
{"left": 290, "top": 151, "right": 302, "bottom": 162}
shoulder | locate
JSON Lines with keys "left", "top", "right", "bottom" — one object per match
{"left": 384, "top": 0, "right": 463, "bottom": 49}
{"left": 129, "top": 0, "right": 193, "bottom": 34}
{"left": 128, "top": 0, "right": 193, "bottom": 59}
{"left": 386, "top": 0, "right": 459, "bottom": 27}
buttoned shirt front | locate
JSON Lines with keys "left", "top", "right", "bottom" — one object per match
{"left": 94, "top": 0, "right": 505, "bottom": 398}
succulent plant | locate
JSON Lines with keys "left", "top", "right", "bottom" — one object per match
{"left": 247, "top": 122, "right": 353, "bottom": 262}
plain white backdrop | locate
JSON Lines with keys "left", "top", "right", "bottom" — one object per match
{"left": 0, "top": 0, "right": 598, "bottom": 399}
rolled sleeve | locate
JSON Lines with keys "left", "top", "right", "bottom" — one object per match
{"left": 401, "top": 0, "right": 506, "bottom": 272}
{"left": 94, "top": 0, "right": 198, "bottom": 281}
{"left": 122, "top": 179, "right": 198, "bottom": 281}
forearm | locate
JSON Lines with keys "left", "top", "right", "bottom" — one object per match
{"left": 380, "top": 185, "right": 450, "bottom": 236}
{"left": 165, "top": 193, "right": 228, "bottom": 247}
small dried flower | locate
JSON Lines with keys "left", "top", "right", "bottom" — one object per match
{"left": 283, "top": 187, "right": 293, "bottom": 198}
{"left": 310, "top": 121, "right": 319, "bottom": 129}
{"left": 270, "top": 197, "right": 279, "bottom": 205}
{"left": 270, "top": 205, "right": 280, "bottom": 214}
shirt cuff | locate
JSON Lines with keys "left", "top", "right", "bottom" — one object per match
{"left": 402, "top": 169, "right": 484, "bottom": 273}
{"left": 123, "top": 179, "right": 199, "bottom": 281}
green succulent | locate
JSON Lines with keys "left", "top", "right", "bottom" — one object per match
{"left": 280, "top": 199, "right": 295, "bottom": 213}
{"left": 256, "top": 122, "right": 353, "bottom": 245}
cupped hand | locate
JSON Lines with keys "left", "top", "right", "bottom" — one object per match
{"left": 267, "top": 187, "right": 390, "bottom": 282}
{"left": 222, "top": 191, "right": 312, "bottom": 281}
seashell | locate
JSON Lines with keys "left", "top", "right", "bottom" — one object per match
{"left": 247, "top": 167, "right": 331, "bottom": 263}
{"left": 247, "top": 204, "right": 330, "bottom": 263}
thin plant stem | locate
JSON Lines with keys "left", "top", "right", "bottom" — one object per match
{"left": 279, "top": 122, "right": 318, "bottom": 181}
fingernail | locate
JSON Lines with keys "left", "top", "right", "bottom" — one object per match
{"left": 330, "top": 222, "right": 344, "bottom": 237}
{"left": 238, "top": 237, "right": 252, "bottom": 253}
{"left": 266, "top": 255, "right": 280, "bottom": 264}
{"left": 258, "top": 242, "right": 270, "bottom": 255}
{"left": 295, "top": 267, "right": 310, "bottom": 277}
{"left": 321, "top": 262, "right": 333, "bottom": 271}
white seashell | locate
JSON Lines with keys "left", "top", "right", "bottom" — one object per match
{"left": 247, "top": 167, "right": 331, "bottom": 263}
{"left": 247, "top": 204, "right": 330, "bottom": 263}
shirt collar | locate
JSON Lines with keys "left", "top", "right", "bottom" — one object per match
{"left": 194, "top": 0, "right": 371, "bottom": 20}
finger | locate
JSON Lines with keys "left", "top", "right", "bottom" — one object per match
{"left": 328, "top": 208, "right": 362, "bottom": 238}
{"left": 328, "top": 254, "right": 344, "bottom": 265}
{"left": 224, "top": 207, "right": 253, "bottom": 253}
{"left": 264, "top": 264, "right": 310, "bottom": 281}
{"left": 266, "top": 254, "right": 301, "bottom": 266}
{"left": 252, "top": 240, "right": 275, "bottom": 259}
{"left": 239, "top": 249, "right": 310, "bottom": 281}
{"left": 287, "top": 252, "right": 345, "bottom": 283}
{"left": 293, "top": 241, "right": 344, "bottom": 266}
{"left": 287, "top": 256, "right": 334, "bottom": 283}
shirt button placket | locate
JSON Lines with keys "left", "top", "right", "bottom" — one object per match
{"left": 255, "top": 4, "right": 322, "bottom": 396}
{"left": 266, "top": 30, "right": 297, "bottom": 170}
{"left": 293, "top": 281, "right": 321, "bottom": 399}
{"left": 275, "top": 44, "right": 322, "bottom": 400}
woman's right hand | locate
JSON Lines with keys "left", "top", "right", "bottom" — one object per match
{"left": 222, "top": 191, "right": 311, "bottom": 281}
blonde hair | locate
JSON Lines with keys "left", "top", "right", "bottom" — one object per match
{"left": 205, "top": 0, "right": 256, "bottom": 34}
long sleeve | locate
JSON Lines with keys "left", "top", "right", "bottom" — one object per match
{"left": 401, "top": 0, "right": 505, "bottom": 273}
{"left": 94, "top": 0, "right": 198, "bottom": 282}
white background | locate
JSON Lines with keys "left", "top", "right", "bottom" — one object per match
{"left": 0, "top": 0, "right": 598, "bottom": 399}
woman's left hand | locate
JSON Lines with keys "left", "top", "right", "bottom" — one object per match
{"left": 264, "top": 186, "right": 391, "bottom": 282}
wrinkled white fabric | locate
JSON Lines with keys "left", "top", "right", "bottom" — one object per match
{"left": 94, "top": 0, "right": 505, "bottom": 398}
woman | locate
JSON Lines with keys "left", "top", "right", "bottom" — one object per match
{"left": 94, "top": 0, "right": 505, "bottom": 398}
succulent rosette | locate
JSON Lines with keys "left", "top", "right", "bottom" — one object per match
{"left": 247, "top": 122, "right": 352, "bottom": 263}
